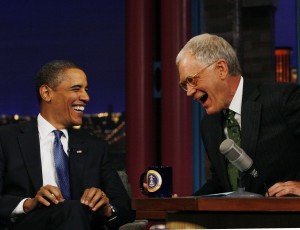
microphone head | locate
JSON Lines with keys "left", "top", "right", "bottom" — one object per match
{"left": 220, "top": 139, "right": 242, "bottom": 162}
{"left": 219, "top": 139, "right": 235, "bottom": 154}
{"left": 219, "top": 139, "right": 258, "bottom": 178}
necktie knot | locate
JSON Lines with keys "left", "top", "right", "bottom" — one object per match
{"left": 225, "top": 109, "right": 235, "bottom": 120}
{"left": 53, "top": 129, "right": 63, "bottom": 139}
{"left": 224, "top": 109, "right": 241, "bottom": 145}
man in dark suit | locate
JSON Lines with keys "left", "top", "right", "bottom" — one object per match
{"left": 0, "top": 60, "right": 135, "bottom": 229}
{"left": 176, "top": 33, "right": 300, "bottom": 197}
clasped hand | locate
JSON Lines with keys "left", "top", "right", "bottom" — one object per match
{"left": 23, "top": 185, "right": 112, "bottom": 217}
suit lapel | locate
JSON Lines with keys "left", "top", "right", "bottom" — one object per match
{"left": 68, "top": 129, "right": 87, "bottom": 198}
{"left": 205, "top": 113, "right": 231, "bottom": 190}
{"left": 18, "top": 121, "right": 43, "bottom": 191}
{"left": 241, "top": 79, "right": 261, "bottom": 160}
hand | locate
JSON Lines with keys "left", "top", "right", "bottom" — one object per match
{"left": 142, "top": 182, "right": 149, "bottom": 195}
{"left": 23, "top": 185, "right": 64, "bottom": 213}
{"left": 267, "top": 181, "right": 300, "bottom": 197}
{"left": 80, "top": 187, "right": 112, "bottom": 217}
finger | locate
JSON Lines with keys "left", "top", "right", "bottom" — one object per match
{"left": 36, "top": 185, "right": 62, "bottom": 205}
{"left": 81, "top": 188, "right": 90, "bottom": 204}
{"left": 268, "top": 183, "right": 290, "bottom": 197}
{"left": 267, "top": 183, "right": 282, "bottom": 196}
{"left": 267, "top": 188, "right": 281, "bottom": 197}
{"left": 47, "top": 186, "right": 64, "bottom": 202}
{"left": 36, "top": 189, "right": 55, "bottom": 206}
{"left": 143, "top": 183, "right": 149, "bottom": 190}
{"left": 142, "top": 183, "right": 149, "bottom": 195}
{"left": 274, "top": 185, "right": 300, "bottom": 197}
{"left": 81, "top": 187, "right": 99, "bottom": 205}
{"left": 91, "top": 192, "right": 109, "bottom": 212}
{"left": 88, "top": 190, "right": 104, "bottom": 209}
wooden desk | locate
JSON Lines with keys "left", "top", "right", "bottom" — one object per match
{"left": 132, "top": 197, "right": 300, "bottom": 229}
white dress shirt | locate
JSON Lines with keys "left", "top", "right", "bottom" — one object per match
{"left": 38, "top": 114, "right": 69, "bottom": 187}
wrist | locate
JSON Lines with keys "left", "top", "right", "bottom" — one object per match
{"left": 107, "top": 203, "right": 118, "bottom": 221}
{"left": 23, "top": 198, "right": 33, "bottom": 213}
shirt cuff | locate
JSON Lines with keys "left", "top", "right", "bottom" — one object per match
{"left": 12, "top": 198, "right": 28, "bottom": 216}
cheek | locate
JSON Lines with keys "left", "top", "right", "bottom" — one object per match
{"left": 208, "top": 86, "right": 226, "bottom": 107}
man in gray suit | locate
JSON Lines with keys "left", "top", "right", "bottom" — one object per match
{"left": 0, "top": 60, "right": 135, "bottom": 229}
{"left": 176, "top": 33, "right": 300, "bottom": 197}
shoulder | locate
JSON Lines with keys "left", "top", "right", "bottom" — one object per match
{"left": 0, "top": 120, "right": 37, "bottom": 135}
{"left": 244, "top": 78, "right": 299, "bottom": 93}
{"left": 243, "top": 79, "right": 300, "bottom": 102}
{"left": 68, "top": 127, "right": 107, "bottom": 145}
{"left": 201, "top": 112, "right": 222, "bottom": 131}
{"left": 259, "top": 82, "right": 300, "bottom": 105}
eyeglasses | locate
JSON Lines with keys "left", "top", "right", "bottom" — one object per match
{"left": 179, "top": 61, "right": 216, "bottom": 91}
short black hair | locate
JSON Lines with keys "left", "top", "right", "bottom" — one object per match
{"left": 35, "top": 60, "right": 82, "bottom": 103}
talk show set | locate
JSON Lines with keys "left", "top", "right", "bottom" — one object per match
{"left": 1, "top": 0, "right": 300, "bottom": 230}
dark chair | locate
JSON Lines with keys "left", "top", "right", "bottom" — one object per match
{"left": 117, "top": 170, "right": 148, "bottom": 230}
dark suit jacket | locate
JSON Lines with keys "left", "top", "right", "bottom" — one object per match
{"left": 0, "top": 120, "right": 135, "bottom": 228}
{"left": 194, "top": 79, "right": 300, "bottom": 196}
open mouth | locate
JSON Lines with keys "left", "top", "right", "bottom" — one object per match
{"left": 72, "top": 105, "right": 85, "bottom": 112}
{"left": 199, "top": 93, "right": 208, "bottom": 104}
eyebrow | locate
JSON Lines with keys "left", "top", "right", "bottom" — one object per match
{"left": 70, "top": 84, "right": 88, "bottom": 89}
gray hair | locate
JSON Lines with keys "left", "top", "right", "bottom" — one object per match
{"left": 176, "top": 33, "right": 241, "bottom": 75}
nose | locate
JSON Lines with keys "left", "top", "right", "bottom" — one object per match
{"left": 186, "top": 85, "right": 196, "bottom": 97}
{"left": 80, "top": 90, "right": 90, "bottom": 102}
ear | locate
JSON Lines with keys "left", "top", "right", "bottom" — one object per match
{"left": 215, "top": 59, "right": 228, "bottom": 80}
{"left": 39, "top": 85, "right": 52, "bottom": 102}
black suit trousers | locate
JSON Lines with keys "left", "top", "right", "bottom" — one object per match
{"left": 10, "top": 201, "right": 96, "bottom": 230}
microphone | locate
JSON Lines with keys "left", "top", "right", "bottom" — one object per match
{"left": 219, "top": 139, "right": 258, "bottom": 178}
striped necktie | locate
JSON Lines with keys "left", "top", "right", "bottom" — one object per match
{"left": 53, "top": 130, "right": 71, "bottom": 200}
{"left": 224, "top": 109, "right": 241, "bottom": 190}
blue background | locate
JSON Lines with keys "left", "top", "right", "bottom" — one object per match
{"left": 0, "top": 0, "right": 297, "bottom": 116}
{"left": 0, "top": 0, "right": 125, "bottom": 115}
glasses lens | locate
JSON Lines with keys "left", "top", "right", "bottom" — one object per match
{"left": 186, "top": 76, "right": 195, "bottom": 85}
{"left": 180, "top": 82, "right": 187, "bottom": 91}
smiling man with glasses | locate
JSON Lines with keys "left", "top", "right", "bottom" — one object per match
{"left": 176, "top": 33, "right": 300, "bottom": 197}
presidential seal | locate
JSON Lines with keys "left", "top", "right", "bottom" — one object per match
{"left": 147, "top": 170, "right": 162, "bottom": 192}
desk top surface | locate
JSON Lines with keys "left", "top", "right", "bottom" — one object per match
{"left": 132, "top": 196, "right": 300, "bottom": 212}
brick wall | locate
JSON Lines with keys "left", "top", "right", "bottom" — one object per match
{"left": 203, "top": 0, "right": 277, "bottom": 82}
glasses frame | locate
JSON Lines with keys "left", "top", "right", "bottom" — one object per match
{"left": 179, "top": 61, "right": 217, "bottom": 91}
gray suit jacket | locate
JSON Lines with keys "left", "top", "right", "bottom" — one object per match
{"left": 0, "top": 120, "right": 135, "bottom": 228}
{"left": 195, "top": 79, "right": 300, "bottom": 196}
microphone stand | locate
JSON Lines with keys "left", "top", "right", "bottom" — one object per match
{"left": 226, "top": 172, "right": 263, "bottom": 197}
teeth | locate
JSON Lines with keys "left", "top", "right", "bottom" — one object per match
{"left": 73, "top": 106, "right": 85, "bottom": 112}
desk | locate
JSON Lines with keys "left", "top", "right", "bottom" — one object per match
{"left": 132, "top": 197, "right": 300, "bottom": 229}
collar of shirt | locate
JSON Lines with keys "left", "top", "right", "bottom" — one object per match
{"left": 37, "top": 114, "right": 69, "bottom": 140}
{"left": 228, "top": 76, "right": 243, "bottom": 115}
{"left": 37, "top": 114, "right": 69, "bottom": 153}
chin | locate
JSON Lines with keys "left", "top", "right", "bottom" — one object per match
{"left": 69, "top": 119, "right": 83, "bottom": 127}
{"left": 205, "top": 108, "right": 219, "bottom": 115}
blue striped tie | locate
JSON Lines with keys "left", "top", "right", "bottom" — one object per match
{"left": 53, "top": 130, "right": 71, "bottom": 200}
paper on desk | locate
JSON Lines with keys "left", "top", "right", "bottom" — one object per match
{"left": 198, "top": 192, "right": 234, "bottom": 197}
